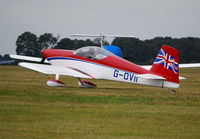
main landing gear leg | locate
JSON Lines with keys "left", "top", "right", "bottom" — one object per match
{"left": 168, "top": 88, "right": 176, "bottom": 93}
{"left": 77, "top": 78, "right": 97, "bottom": 88}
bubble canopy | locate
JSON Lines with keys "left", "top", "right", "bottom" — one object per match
{"left": 74, "top": 46, "right": 113, "bottom": 60}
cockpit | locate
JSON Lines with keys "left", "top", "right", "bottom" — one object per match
{"left": 74, "top": 46, "right": 113, "bottom": 60}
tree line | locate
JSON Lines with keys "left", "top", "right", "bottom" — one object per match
{"left": 0, "top": 54, "right": 11, "bottom": 61}
{"left": 15, "top": 31, "right": 200, "bottom": 64}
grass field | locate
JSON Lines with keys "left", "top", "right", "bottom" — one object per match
{"left": 0, "top": 66, "right": 200, "bottom": 139}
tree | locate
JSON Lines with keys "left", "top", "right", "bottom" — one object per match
{"left": 112, "top": 37, "right": 200, "bottom": 64}
{"left": 15, "top": 32, "right": 200, "bottom": 64}
{"left": 76, "top": 39, "right": 96, "bottom": 49}
{"left": 16, "top": 32, "right": 38, "bottom": 57}
{"left": 3, "top": 54, "right": 11, "bottom": 60}
{"left": 54, "top": 38, "right": 74, "bottom": 49}
{"left": 112, "top": 37, "right": 147, "bottom": 64}
{"left": 38, "top": 33, "right": 57, "bottom": 49}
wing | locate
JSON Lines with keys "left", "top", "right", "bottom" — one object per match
{"left": 10, "top": 55, "right": 49, "bottom": 63}
{"left": 179, "top": 63, "right": 200, "bottom": 68}
{"left": 141, "top": 63, "right": 200, "bottom": 80}
{"left": 19, "top": 62, "right": 94, "bottom": 79}
{"left": 141, "top": 63, "right": 200, "bottom": 70}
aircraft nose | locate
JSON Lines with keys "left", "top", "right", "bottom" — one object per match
{"left": 41, "top": 49, "right": 46, "bottom": 55}
{"left": 41, "top": 49, "right": 56, "bottom": 58}
{"left": 41, "top": 49, "right": 49, "bottom": 58}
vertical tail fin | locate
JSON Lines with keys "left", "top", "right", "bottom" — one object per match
{"left": 150, "top": 45, "right": 179, "bottom": 88}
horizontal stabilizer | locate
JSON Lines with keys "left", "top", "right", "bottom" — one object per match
{"left": 141, "top": 65, "right": 151, "bottom": 70}
{"left": 142, "top": 63, "right": 200, "bottom": 70}
{"left": 179, "top": 63, "right": 200, "bottom": 68}
{"left": 10, "top": 55, "right": 49, "bottom": 63}
{"left": 138, "top": 74, "right": 166, "bottom": 80}
{"left": 19, "top": 62, "right": 93, "bottom": 79}
{"left": 179, "top": 76, "right": 186, "bottom": 80}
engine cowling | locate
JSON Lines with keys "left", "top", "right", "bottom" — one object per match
{"left": 47, "top": 79, "right": 66, "bottom": 87}
{"left": 78, "top": 80, "right": 96, "bottom": 88}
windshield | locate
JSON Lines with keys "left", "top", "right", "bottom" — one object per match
{"left": 74, "top": 46, "right": 113, "bottom": 60}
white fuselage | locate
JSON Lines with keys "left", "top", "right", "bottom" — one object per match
{"left": 48, "top": 58, "right": 177, "bottom": 88}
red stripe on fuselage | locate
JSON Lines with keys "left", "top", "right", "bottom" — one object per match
{"left": 42, "top": 49, "right": 151, "bottom": 74}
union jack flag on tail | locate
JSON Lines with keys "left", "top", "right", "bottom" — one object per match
{"left": 167, "top": 55, "right": 178, "bottom": 74}
{"left": 153, "top": 49, "right": 178, "bottom": 74}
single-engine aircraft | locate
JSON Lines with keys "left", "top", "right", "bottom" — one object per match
{"left": 10, "top": 34, "right": 200, "bottom": 89}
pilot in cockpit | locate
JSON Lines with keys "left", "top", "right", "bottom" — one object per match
{"left": 87, "top": 48, "right": 96, "bottom": 59}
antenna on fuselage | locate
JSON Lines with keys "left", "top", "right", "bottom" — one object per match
{"left": 70, "top": 33, "right": 134, "bottom": 48}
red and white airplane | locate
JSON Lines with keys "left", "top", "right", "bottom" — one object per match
{"left": 10, "top": 34, "right": 200, "bottom": 89}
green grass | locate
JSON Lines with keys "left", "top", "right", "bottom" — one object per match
{"left": 0, "top": 66, "right": 200, "bottom": 139}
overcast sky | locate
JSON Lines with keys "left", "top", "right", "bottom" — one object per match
{"left": 1, "top": 0, "right": 200, "bottom": 55}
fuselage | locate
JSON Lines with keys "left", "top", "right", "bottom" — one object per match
{"left": 41, "top": 47, "right": 172, "bottom": 88}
